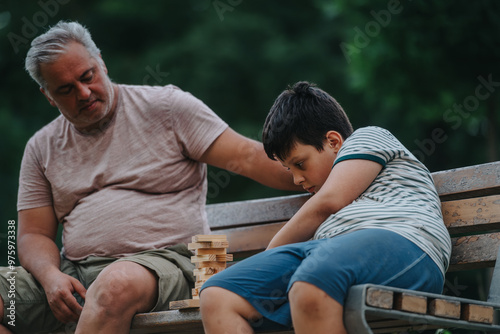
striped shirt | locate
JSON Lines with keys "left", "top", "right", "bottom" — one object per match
{"left": 313, "top": 126, "right": 452, "bottom": 277}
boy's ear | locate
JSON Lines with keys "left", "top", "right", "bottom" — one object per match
{"left": 325, "top": 131, "right": 343, "bottom": 153}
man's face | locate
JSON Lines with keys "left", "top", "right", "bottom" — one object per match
{"left": 279, "top": 140, "right": 337, "bottom": 194}
{"left": 40, "top": 42, "right": 116, "bottom": 132}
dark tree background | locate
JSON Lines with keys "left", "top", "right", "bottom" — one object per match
{"left": 0, "top": 0, "right": 498, "bottom": 312}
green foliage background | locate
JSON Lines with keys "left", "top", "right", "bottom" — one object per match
{"left": 0, "top": 0, "right": 498, "bottom": 306}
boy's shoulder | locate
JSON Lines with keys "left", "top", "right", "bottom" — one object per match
{"left": 350, "top": 126, "right": 393, "bottom": 138}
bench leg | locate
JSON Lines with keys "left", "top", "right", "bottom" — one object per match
{"left": 487, "top": 245, "right": 500, "bottom": 305}
{"left": 344, "top": 285, "right": 373, "bottom": 334}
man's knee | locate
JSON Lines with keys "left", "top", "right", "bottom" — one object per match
{"left": 87, "top": 262, "right": 158, "bottom": 314}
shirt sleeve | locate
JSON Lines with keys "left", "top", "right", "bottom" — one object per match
{"left": 334, "top": 126, "right": 408, "bottom": 167}
{"left": 17, "top": 136, "right": 53, "bottom": 211}
{"left": 169, "top": 87, "right": 229, "bottom": 160}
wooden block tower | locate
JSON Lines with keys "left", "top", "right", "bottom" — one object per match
{"left": 169, "top": 235, "right": 232, "bottom": 310}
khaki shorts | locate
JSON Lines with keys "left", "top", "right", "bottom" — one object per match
{"left": 0, "top": 244, "right": 194, "bottom": 333}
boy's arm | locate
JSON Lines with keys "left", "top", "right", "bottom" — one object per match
{"left": 267, "top": 159, "right": 382, "bottom": 249}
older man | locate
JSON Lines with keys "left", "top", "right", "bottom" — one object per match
{"left": 0, "top": 21, "right": 298, "bottom": 333}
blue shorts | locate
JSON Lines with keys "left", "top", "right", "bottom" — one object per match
{"left": 201, "top": 229, "right": 444, "bottom": 329}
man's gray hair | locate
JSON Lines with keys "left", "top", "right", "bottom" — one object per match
{"left": 25, "top": 21, "right": 101, "bottom": 88}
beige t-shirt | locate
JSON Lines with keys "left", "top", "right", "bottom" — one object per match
{"left": 18, "top": 84, "right": 228, "bottom": 261}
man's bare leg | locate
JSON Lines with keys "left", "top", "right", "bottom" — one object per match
{"left": 75, "top": 261, "right": 158, "bottom": 334}
{"left": 289, "top": 282, "right": 347, "bottom": 334}
{"left": 201, "top": 286, "right": 262, "bottom": 334}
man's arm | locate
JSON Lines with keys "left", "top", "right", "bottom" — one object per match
{"left": 199, "top": 128, "right": 301, "bottom": 191}
{"left": 267, "top": 159, "right": 383, "bottom": 249}
{"left": 18, "top": 206, "right": 86, "bottom": 323}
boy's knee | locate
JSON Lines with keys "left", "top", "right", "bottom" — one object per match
{"left": 200, "top": 287, "right": 222, "bottom": 315}
{"left": 289, "top": 282, "right": 331, "bottom": 315}
{"left": 200, "top": 287, "right": 260, "bottom": 320}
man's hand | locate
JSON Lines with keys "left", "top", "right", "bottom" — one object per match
{"left": 18, "top": 206, "right": 87, "bottom": 323}
{"left": 43, "top": 270, "right": 87, "bottom": 323}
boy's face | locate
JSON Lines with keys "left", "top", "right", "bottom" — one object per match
{"left": 279, "top": 140, "right": 338, "bottom": 194}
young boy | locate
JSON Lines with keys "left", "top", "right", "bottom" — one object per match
{"left": 200, "top": 81, "right": 451, "bottom": 334}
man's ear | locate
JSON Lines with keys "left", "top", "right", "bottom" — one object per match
{"left": 325, "top": 131, "right": 344, "bottom": 153}
{"left": 40, "top": 87, "right": 57, "bottom": 107}
{"left": 99, "top": 54, "right": 108, "bottom": 75}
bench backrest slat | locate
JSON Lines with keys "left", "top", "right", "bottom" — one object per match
{"left": 432, "top": 162, "right": 500, "bottom": 201}
{"left": 450, "top": 232, "right": 500, "bottom": 271}
{"left": 207, "top": 194, "right": 308, "bottom": 228}
{"left": 207, "top": 162, "right": 500, "bottom": 271}
{"left": 443, "top": 194, "right": 500, "bottom": 235}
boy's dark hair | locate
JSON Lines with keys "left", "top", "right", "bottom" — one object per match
{"left": 262, "top": 81, "right": 353, "bottom": 161}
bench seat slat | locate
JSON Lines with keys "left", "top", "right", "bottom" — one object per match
{"left": 131, "top": 310, "right": 204, "bottom": 334}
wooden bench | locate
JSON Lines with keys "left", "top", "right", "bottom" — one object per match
{"left": 129, "top": 161, "right": 500, "bottom": 333}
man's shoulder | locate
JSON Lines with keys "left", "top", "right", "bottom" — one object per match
{"left": 27, "top": 115, "right": 67, "bottom": 144}
{"left": 118, "top": 83, "right": 182, "bottom": 98}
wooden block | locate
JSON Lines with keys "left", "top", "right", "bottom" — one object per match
{"left": 428, "top": 299, "right": 460, "bottom": 319}
{"left": 191, "top": 254, "right": 233, "bottom": 263}
{"left": 195, "top": 273, "right": 214, "bottom": 281}
{"left": 366, "top": 287, "right": 393, "bottom": 309}
{"left": 221, "top": 254, "right": 233, "bottom": 261}
{"left": 169, "top": 299, "right": 200, "bottom": 310}
{"left": 194, "top": 267, "right": 223, "bottom": 275}
{"left": 461, "top": 304, "right": 494, "bottom": 324}
{"left": 394, "top": 293, "right": 427, "bottom": 314}
{"left": 195, "top": 248, "right": 227, "bottom": 255}
{"left": 195, "top": 261, "right": 227, "bottom": 269}
{"left": 191, "top": 254, "right": 217, "bottom": 262}
{"left": 188, "top": 241, "right": 229, "bottom": 250}
{"left": 192, "top": 288, "right": 199, "bottom": 297}
{"left": 192, "top": 235, "right": 227, "bottom": 243}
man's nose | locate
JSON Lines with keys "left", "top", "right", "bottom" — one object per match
{"left": 76, "top": 83, "right": 91, "bottom": 100}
